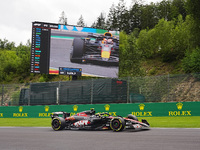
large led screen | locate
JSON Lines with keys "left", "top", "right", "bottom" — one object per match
{"left": 31, "top": 21, "right": 119, "bottom": 78}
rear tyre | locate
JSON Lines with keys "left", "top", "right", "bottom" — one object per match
{"left": 127, "top": 114, "right": 138, "bottom": 121}
{"left": 110, "top": 117, "right": 125, "bottom": 132}
{"left": 70, "top": 38, "right": 85, "bottom": 63}
{"left": 51, "top": 117, "right": 66, "bottom": 131}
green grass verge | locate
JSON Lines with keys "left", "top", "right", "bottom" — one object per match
{"left": 0, "top": 118, "right": 51, "bottom": 127}
{"left": 138, "top": 116, "right": 200, "bottom": 128}
{"left": 0, "top": 116, "right": 199, "bottom": 128}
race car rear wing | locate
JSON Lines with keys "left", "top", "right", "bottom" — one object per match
{"left": 87, "top": 33, "right": 119, "bottom": 41}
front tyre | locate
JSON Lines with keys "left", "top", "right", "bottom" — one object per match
{"left": 70, "top": 38, "right": 85, "bottom": 63}
{"left": 110, "top": 118, "right": 125, "bottom": 132}
{"left": 51, "top": 117, "right": 66, "bottom": 131}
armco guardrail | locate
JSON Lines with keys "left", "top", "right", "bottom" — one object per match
{"left": 0, "top": 102, "right": 199, "bottom": 118}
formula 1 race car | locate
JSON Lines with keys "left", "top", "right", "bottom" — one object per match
{"left": 51, "top": 109, "right": 150, "bottom": 132}
{"left": 70, "top": 32, "right": 119, "bottom": 65}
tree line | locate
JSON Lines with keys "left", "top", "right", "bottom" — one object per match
{"left": 0, "top": 39, "right": 31, "bottom": 83}
{"left": 74, "top": 0, "right": 187, "bottom": 33}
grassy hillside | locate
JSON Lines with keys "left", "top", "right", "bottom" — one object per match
{"left": 0, "top": 58, "right": 184, "bottom": 84}
{"left": 142, "top": 58, "right": 183, "bottom": 76}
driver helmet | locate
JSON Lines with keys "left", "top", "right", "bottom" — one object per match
{"left": 107, "top": 38, "right": 113, "bottom": 44}
{"left": 90, "top": 108, "right": 95, "bottom": 115}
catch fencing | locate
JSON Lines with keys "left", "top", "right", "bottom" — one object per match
{"left": 27, "top": 78, "right": 127, "bottom": 105}
{"left": 125, "top": 73, "right": 200, "bottom": 103}
{"left": 0, "top": 73, "right": 200, "bottom": 106}
{"left": 0, "top": 83, "right": 30, "bottom": 106}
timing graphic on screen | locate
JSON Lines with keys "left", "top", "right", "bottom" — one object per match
{"left": 31, "top": 21, "right": 119, "bottom": 78}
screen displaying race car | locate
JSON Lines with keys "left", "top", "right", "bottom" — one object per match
{"left": 51, "top": 109, "right": 150, "bottom": 132}
{"left": 31, "top": 21, "right": 119, "bottom": 78}
{"left": 49, "top": 26, "right": 119, "bottom": 78}
{"left": 70, "top": 32, "right": 119, "bottom": 65}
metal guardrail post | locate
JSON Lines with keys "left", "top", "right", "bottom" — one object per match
{"left": 56, "top": 87, "right": 59, "bottom": 105}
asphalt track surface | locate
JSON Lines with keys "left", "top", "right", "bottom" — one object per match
{"left": 0, "top": 127, "right": 199, "bottom": 150}
{"left": 49, "top": 30, "right": 118, "bottom": 78}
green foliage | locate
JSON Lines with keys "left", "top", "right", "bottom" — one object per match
{"left": 137, "top": 28, "right": 159, "bottom": 59}
{"left": 170, "top": 15, "right": 192, "bottom": 59}
{"left": 119, "top": 31, "right": 144, "bottom": 77}
{"left": 77, "top": 15, "right": 85, "bottom": 27}
{"left": 15, "top": 43, "right": 31, "bottom": 75}
{"left": 170, "top": 0, "right": 186, "bottom": 20}
{"left": 39, "top": 76, "right": 46, "bottom": 82}
{"left": 149, "top": 67, "right": 157, "bottom": 75}
{"left": 106, "top": 4, "right": 118, "bottom": 30}
{"left": 120, "top": 11, "right": 199, "bottom": 76}
{"left": 0, "top": 38, "right": 15, "bottom": 50}
{"left": 92, "top": 12, "right": 106, "bottom": 29}
{"left": 39, "top": 74, "right": 59, "bottom": 82}
{"left": 185, "top": 0, "right": 200, "bottom": 47}
{"left": 105, "top": 0, "right": 129, "bottom": 31}
{"left": 39, "top": 74, "right": 52, "bottom": 82}
{"left": 103, "top": 0, "right": 187, "bottom": 33}
{"left": 185, "top": 0, "right": 200, "bottom": 21}
{"left": 0, "top": 41, "right": 31, "bottom": 83}
{"left": 154, "top": 19, "right": 175, "bottom": 62}
{"left": 137, "top": 18, "right": 175, "bottom": 61}
{"left": 158, "top": 0, "right": 172, "bottom": 20}
{"left": 140, "top": 3, "right": 158, "bottom": 30}
{"left": 137, "top": 15, "right": 194, "bottom": 63}
{"left": 0, "top": 50, "right": 20, "bottom": 82}
{"left": 182, "top": 47, "right": 200, "bottom": 73}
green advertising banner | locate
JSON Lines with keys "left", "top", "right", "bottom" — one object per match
{"left": 0, "top": 102, "right": 199, "bottom": 118}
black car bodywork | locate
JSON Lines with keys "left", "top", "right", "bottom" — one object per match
{"left": 70, "top": 32, "right": 119, "bottom": 65}
{"left": 51, "top": 109, "right": 150, "bottom": 132}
